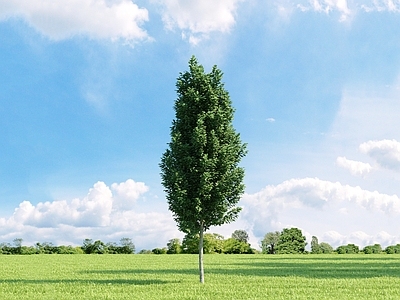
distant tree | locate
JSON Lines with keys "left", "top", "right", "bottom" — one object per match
{"left": 231, "top": 230, "right": 249, "bottom": 244}
{"left": 160, "top": 56, "right": 247, "bottom": 283}
{"left": 167, "top": 238, "right": 182, "bottom": 254}
{"left": 204, "top": 233, "right": 225, "bottom": 254}
{"left": 152, "top": 248, "right": 167, "bottom": 254}
{"left": 261, "top": 231, "right": 280, "bottom": 254}
{"left": 138, "top": 249, "right": 153, "bottom": 254}
{"left": 319, "top": 242, "right": 333, "bottom": 254}
{"left": 336, "top": 244, "right": 359, "bottom": 254}
{"left": 311, "top": 236, "right": 322, "bottom": 254}
{"left": 223, "top": 238, "right": 254, "bottom": 254}
{"left": 81, "top": 239, "right": 107, "bottom": 254}
{"left": 119, "top": 238, "right": 135, "bottom": 254}
{"left": 385, "top": 244, "right": 400, "bottom": 254}
{"left": 13, "top": 238, "right": 23, "bottom": 255}
{"left": 276, "top": 228, "right": 307, "bottom": 254}
{"left": 363, "top": 244, "right": 382, "bottom": 254}
{"left": 182, "top": 233, "right": 225, "bottom": 254}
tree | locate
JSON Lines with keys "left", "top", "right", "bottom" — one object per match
{"left": 385, "top": 244, "right": 400, "bottom": 254}
{"left": 319, "top": 242, "right": 333, "bottom": 254}
{"left": 261, "top": 231, "right": 280, "bottom": 254}
{"left": 81, "top": 239, "right": 107, "bottom": 254}
{"left": 167, "top": 238, "right": 182, "bottom": 254}
{"left": 13, "top": 238, "right": 23, "bottom": 255}
{"left": 152, "top": 247, "right": 167, "bottom": 254}
{"left": 363, "top": 244, "right": 382, "bottom": 254}
{"left": 311, "top": 236, "right": 322, "bottom": 254}
{"left": 182, "top": 233, "right": 224, "bottom": 254}
{"left": 336, "top": 244, "right": 359, "bottom": 254}
{"left": 119, "top": 238, "right": 135, "bottom": 254}
{"left": 223, "top": 238, "right": 254, "bottom": 254}
{"left": 231, "top": 230, "right": 249, "bottom": 244}
{"left": 276, "top": 228, "right": 307, "bottom": 254}
{"left": 160, "top": 56, "right": 247, "bottom": 283}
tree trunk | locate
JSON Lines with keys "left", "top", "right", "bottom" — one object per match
{"left": 199, "top": 222, "right": 204, "bottom": 284}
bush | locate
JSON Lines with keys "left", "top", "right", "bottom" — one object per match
{"left": 336, "top": 244, "right": 359, "bottom": 254}
{"left": 385, "top": 244, "right": 400, "bottom": 254}
{"left": 363, "top": 244, "right": 382, "bottom": 254}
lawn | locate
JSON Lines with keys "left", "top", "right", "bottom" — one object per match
{"left": 1, "top": 254, "right": 400, "bottom": 299}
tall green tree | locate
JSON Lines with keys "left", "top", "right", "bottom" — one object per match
{"left": 160, "top": 56, "right": 247, "bottom": 283}
{"left": 311, "top": 236, "right": 322, "bottom": 254}
{"left": 276, "top": 228, "right": 307, "bottom": 254}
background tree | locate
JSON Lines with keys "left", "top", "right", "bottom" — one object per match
{"left": 152, "top": 247, "right": 167, "bottom": 254}
{"left": 319, "top": 242, "right": 333, "bottom": 254}
{"left": 119, "top": 238, "right": 135, "bottom": 254}
{"left": 167, "top": 238, "right": 182, "bottom": 254}
{"left": 13, "top": 238, "right": 23, "bottom": 255}
{"left": 336, "top": 244, "right": 359, "bottom": 254}
{"left": 160, "top": 56, "right": 247, "bottom": 283}
{"left": 363, "top": 244, "right": 382, "bottom": 254}
{"left": 261, "top": 231, "right": 280, "bottom": 254}
{"left": 231, "top": 230, "right": 249, "bottom": 244}
{"left": 182, "top": 233, "right": 224, "bottom": 254}
{"left": 385, "top": 244, "right": 400, "bottom": 254}
{"left": 223, "top": 238, "right": 254, "bottom": 254}
{"left": 311, "top": 236, "right": 322, "bottom": 254}
{"left": 276, "top": 228, "right": 307, "bottom": 254}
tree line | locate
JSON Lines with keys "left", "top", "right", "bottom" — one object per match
{"left": 0, "top": 238, "right": 135, "bottom": 255}
{"left": 2, "top": 228, "right": 400, "bottom": 255}
{"left": 261, "top": 228, "right": 400, "bottom": 254}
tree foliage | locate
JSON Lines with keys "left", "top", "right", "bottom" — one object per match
{"left": 167, "top": 238, "right": 182, "bottom": 254}
{"left": 231, "top": 230, "right": 249, "bottom": 244}
{"left": 319, "top": 242, "right": 334, "bottom": 254}
{"left": 363, "top": 244, "right": 382, "bottom": 254}
{"left": 336, "top": 244, "right": 359, "bottom": 254}
{"left": 261, "top": 231, "right": 280, "bottom": 254}
{"left": 160, "top": 56, "right": 247, "bottom": 283}
{"left": 276, "top": 228, "right": 307, "bottom": 254}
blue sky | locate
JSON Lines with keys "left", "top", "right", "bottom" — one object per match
{"left": 1, "top": 0, "right": 400, "bottom": 250}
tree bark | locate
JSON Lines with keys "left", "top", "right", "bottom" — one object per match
{"left": 199, "top": 222, "right": 204, "bottom": 284}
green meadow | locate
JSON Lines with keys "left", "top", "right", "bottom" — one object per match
{"left": 1, "top": 254, "right": 400, "bottom": 299}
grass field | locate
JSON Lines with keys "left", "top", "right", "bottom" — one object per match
{"left": 1, "top": 254, "right": 400, "bottom": 299}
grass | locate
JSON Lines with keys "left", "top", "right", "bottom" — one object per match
{"left": 1, "top": 254, "right": 400, "bottom": 299}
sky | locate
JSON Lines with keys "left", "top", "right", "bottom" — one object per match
{"left": 1, "top": 0, "right": 400, "bottom": 251}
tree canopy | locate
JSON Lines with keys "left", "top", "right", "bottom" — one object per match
{"left": 160, "top": 56, "right": 247, "bottom": 283}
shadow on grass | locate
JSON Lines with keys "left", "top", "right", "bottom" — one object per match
{"left": 83, "top": 256, "right": 400, "bottom": 279}
{"left": 0, "top": 278, "right": 177, "bottom": 285}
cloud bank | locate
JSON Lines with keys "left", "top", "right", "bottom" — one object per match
{"left": 241, "top": 177, "right": 400, "bottom": 247}
{"left": 0, "top": 179, "right": 179, "bottom": 250}
{"left": 2, "top": 176, "right": 400, "bottom": 250}
{"left": 0, "top": 0, "right": 149, "bottom": 43}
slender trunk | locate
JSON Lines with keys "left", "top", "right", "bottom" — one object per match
{"left": 199, "top": 222, "right": 204, "bottom": 284}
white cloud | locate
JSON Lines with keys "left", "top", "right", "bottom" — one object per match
{"left": 0, "top": 179, "right": 180, "bottom": 250}
{"left": 241, "top": 177, "right": 400, "bottom": 237}
{"left": 336, "top": 156, "right": 372, "bottom": 176}
{"left": 156, "top": 0, "right": 242, "bottom": 44}
{"left": 13, "top": 181, "right": 114, "bottom": 227}
{"left": 361, "top": 0, "right": 400, "bottom": 12}
{"left": 320, "top": 230, "right": 400, "bottom": 248}
{"left": 0, "top": 0, "right": 149, "bottom": 44}
{"left": 360, "top": 139, "right": 400, "bottom": 171}
{"left": 266, "top": 118, "right": 276, "bottom": 123}
{"left": 285, "top": 0, "right": 352, "bottom": 21}
{"left": 111, "top": 179, "right": 149, "bottom": 210}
